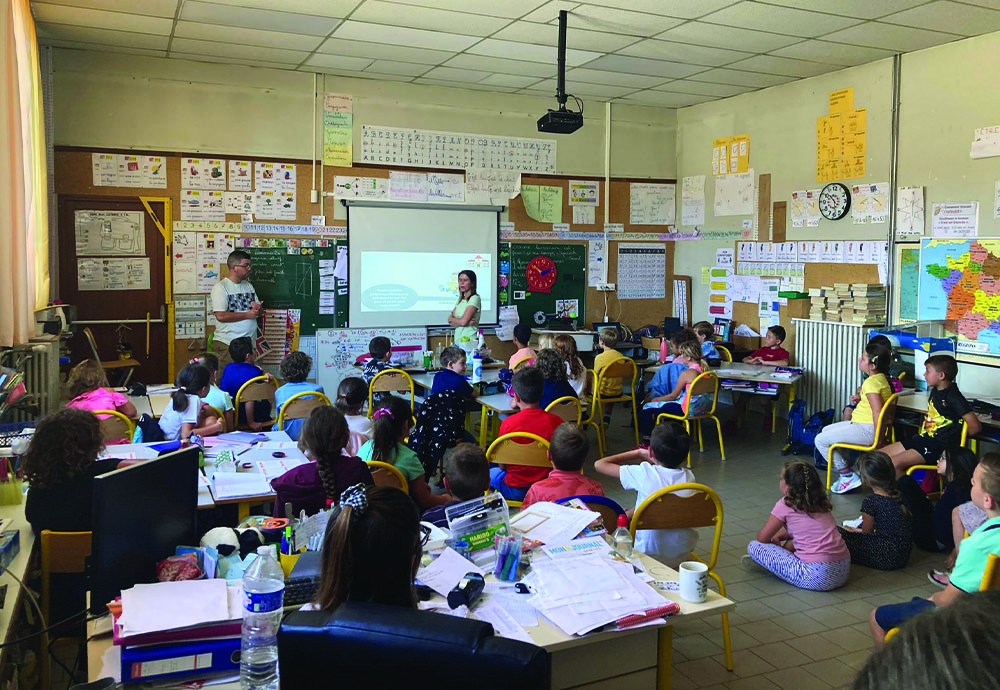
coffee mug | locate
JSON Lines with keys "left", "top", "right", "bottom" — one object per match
{"left": 678, "top": 561, "right": 709, "bottom": 603}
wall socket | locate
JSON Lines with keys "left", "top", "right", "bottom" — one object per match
{"left": 596, "top": 283, "right": 616, "bottom": 291}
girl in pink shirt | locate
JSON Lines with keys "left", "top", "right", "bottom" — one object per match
{"left": 743, "top": 461, "right": 851, "bottom": 591}
{"left": 64, "top": 361, "right": 137, "bottom": 442}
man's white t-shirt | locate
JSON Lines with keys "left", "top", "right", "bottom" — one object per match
{"left": 210, "top": 278, "right": 258, "bottom": 345}
{"left": 619, "top": 462, "right": 699, "bottom": 568}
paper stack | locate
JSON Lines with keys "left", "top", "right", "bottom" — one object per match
{"left": 847, "top": 283, "right": 887, "bottom": 325}
{"left": 808, "top": 287, "right": 827, "bottom": 320}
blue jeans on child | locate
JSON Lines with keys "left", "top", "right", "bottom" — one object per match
{"left": 489, "top": 468, "right": 528, "bottom": 502}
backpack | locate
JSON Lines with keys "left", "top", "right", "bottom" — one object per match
{"left": 782, "top": 401, "right": 834, "bottom": 457}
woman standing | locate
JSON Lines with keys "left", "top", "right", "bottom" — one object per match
{"left": 448, "top": 269, "right": 481, "bottom": 346}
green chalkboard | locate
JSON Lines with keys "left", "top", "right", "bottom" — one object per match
{"left": 502, "top": 242, "right": 586, "bottom": 327}
{"left": 247, "top": 240, "right": 347, "bottom": 335}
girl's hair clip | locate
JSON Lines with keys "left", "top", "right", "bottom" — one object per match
{"left": 372, "top": 408, "right": 394, "bottom": 421}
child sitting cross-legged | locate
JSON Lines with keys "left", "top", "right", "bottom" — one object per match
{"left": 595, "top": 421, "right": 697, "bottom": 568}
{"left": 274, "top": 351, "right": 324, "bottom": 441}
{"left": 521, "top": 423, "right": 603, "bottom": 510}
{"left": 838, "top": 451, "right": 913, "bottom": 570}
{"left": 421, "top": 443, "right": 490, "bottom": 528}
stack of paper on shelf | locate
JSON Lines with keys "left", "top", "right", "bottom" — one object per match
{"left": 809, "top": 287, "right": 827, "bottom": 320}
{"left": 847, "top": 283, "right": 887, "bottom": 325}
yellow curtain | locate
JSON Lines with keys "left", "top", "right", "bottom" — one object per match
{"left": 0, "top": 0, "right": 49, "bottom": 347}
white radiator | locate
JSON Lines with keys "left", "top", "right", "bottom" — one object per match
{"left": 791, "top": 319, "right": 870, "bottom": 414}
{"left": 12, "top": 341, "right": 60, "bottom": 419}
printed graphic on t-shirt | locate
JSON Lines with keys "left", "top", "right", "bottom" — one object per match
{"left": 923, "top": 399, "right": 953, "bottom": 438}
{"left": 227, "top": 289, "right": 257, "bottom": 313}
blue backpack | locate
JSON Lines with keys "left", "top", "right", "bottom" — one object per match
{"left": 783, "top": 400, "right": 834, "bottom": 457}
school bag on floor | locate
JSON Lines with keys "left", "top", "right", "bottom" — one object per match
{"left": 782, "top": 400, "right": 834, "bottom": 457}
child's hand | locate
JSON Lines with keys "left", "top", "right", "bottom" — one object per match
{"left": 849, "top": 395, "right": 861, "bottom": 405}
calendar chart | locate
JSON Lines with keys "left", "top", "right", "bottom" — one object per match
{"left": 617, "top": 243, "right": 666, "bottom": 300}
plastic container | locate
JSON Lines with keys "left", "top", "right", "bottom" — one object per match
{"left": 240, "top": 546, "right": 284, "bottom": 690}
{"left": 612, "top": 514, "right": 633, "bottom": 559}
{"left": 471, "top": 351, "right": 483, "bottom": 384}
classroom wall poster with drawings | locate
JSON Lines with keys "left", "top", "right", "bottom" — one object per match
{"left": 315, "top": 327, "right": 427, "bottom": 395}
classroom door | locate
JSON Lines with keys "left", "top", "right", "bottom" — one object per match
{"left": 58, "top": 196, "right": 169, "bottom": 384}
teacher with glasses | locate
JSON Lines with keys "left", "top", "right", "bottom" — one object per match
{"left": 210, "top": 249, "right": 262, "bottom": 370}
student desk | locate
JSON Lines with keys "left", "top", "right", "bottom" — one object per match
{"left": 87, "top": 551, "right": 735, "bottom": 690}
{"left": 409, "top": 371, "right": 508, "bottom": 446}
{"left": 897, "top": 391, "right": 1000, "bottom": 445}
{"left": 644, "top": 361, "right": 803, "bottom": 433}
{"left": 0, "top": 501, "right": 36, "bottom": 678}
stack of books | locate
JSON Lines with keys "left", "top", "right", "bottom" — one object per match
{"left": 808, "top": 287, "right": 826, "bottom": 320}
{"left": 846, "top": 283, "right": 887, "bottom": 325}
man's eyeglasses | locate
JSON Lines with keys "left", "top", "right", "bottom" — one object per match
{"left": 420, "top": 523, "right": 432, "bottom": 547}
{"left": 235, "top": 263, "right": 252, "bottom": 270}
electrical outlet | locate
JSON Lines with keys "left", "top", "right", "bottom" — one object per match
{"left": 596, "top": 283, "right": 616, "bottom": 291}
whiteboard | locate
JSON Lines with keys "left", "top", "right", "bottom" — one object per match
{"left": 316, "top": 327, "right": 427, "bottom": 395}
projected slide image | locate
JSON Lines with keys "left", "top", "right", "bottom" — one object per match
{"left": 360, "top": 252, "right": 493, "bottom": 313}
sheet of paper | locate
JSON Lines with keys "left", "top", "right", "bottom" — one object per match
{"left": 427, "top": 172, "right": 465, "bottom": 202}
{"left": 211, "top": 472, "right": 272, "bottom": 500}
{"left": 573, "top": 205, "right": 595, "bottom": 224}
{"left": 416, "top": 547, "right": 484, "bottom": 597}
{"left": 508, "top": 502, "right": 600, "bottom": 547}
{"left": 681, "top": 175, "right": 705, "bottom": 226}
{"left": 471, "top": 599, "right": 534, "bottom": 644}
{"left": 75, "top": 210, "right": 145, "bottom": 256}
{"left": 119, "top": 579, "right": 233, "bottom": 636}
{"left": 483, "top": 584, "right": 539, "bottom": 627}
{"left": 465, "top": 168, "right": 521, "bottom": 204}
{"left": 617, "top": 243, "right": 665, "bottom": 300}
{"left": 91, "top": 153, "right": 118, "bottom": 186}
{"left": 568, "top": 180, "right": 599, "bottom": 205}
{"left": 521, "top": 184, "right": 563, "bottom": 223}
{"left": 630, "top": 182, "right": 676, "bottom": 225}
{"left": 714, "top": 171, "right": 755, "bottom": 216}
{"left": 708, "top": 266, "right": 732, "bottom": 319}
{"left": 729, "top": 274, "right": 761, "bottom": 303}
{"left": 389, "top": 171, "right": 428, "bottom": 202}
{"left": 931, "top": 202, "right": 979, "bottom": 238}
{"left": 971, "top": 125, "right": 1000, "bottom": 159}
{"left": 496, "top": 305, "right": 519, "bottom": 341}
{"left": 77, "top": 258, "right": 150, "bottom": 291}
{"left": 541, "top": 536, "right": 612, "bottom": 559}
{"left": 228, "top": 160, "right": 252, "bottom": 191}
{"left": 323, "top": 92, "right": 353, "bottom": 166}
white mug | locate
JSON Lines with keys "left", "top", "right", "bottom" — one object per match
{"left": 678, "top": 561, "right": 709, "bottom": 603}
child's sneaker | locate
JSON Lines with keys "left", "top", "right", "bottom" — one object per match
{"left": 831, "top": 473, "right": 862, "bottom": 494}
{"left": 927, "top": 569, "right": 950, "bottom": 588}
{"left": 842, "top": 515, "right": 864, "bottom": 529}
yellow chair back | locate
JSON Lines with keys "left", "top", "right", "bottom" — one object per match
{"left": 716, "top": 345, "right": 733, "bottom": 362}
{"left": 486, "top": 432, "right": 552, "bottom": 469}
{"left": 92, "top": 409, "right": 134, "bottom": 442}
{"left": 40, "top": 530, "right": 92, "bottom": 690}
{"left": 234, "top": 375, "right": 278, "bottom": 430}
{"left": 277, "top": 391, "right": 332, "bottom": 431}
{"left": 545, "top": 396, "right": 582, "bottom": 424}
{"left": 368, "top": 370, "right": 415, "bottom": 417}
{"left": 512, "top": 355, "right": 534, "bottom": 371}
{"left": 203, "top": 404, "right": 226, "bottom": 432}
{"left": 366, "top": 460, "right": 409, "bottom": 494}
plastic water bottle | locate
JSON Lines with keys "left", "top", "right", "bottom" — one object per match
{"left": 240, "top": 546, "right": 284, "bottom": 690}
{"left": 476, "top": 328, "right": 486, "bottom": 351}
{"left": 471, "top": 351, "right": 483, "bottom": 384}
{"left": 612, "top": 514, "right": 633, "bottom": 559}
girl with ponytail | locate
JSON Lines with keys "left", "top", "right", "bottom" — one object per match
{"left": 270, "top": 406, "right": 373, "bottom": 517}
{"left": 358, "top": 396, "right": 451, "bottom": 510}
{"left": 838, "top": 451, "right": 914, "bottom": 571}
{"left": 744, "top": 461, "right": 852, "bottom": 591}
{"left": 157, "top": 364, "right": 221, "bottom": 441}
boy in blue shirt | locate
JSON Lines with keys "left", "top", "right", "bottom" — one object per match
{"left": 219, "top": 336, "right": 270, "bottom": 430}
{"left": 274, "top": 351, "right": 324, "bottom": 440}
{"left": 431, "top": 346, "right": 477, "bottom": 399}
{"left": 693, "top": 321, "right": 720, "bottom": 359}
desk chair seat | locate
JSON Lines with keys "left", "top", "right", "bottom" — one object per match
{"left": 545, "top": 396, "right": 582, "bottom": 424}
{"left": 655, "top": 370, "right": 725, "bottom": 466}
{"left": 366, "top": 460, "right": 409, "bottom": 494}
{"left": 40, "top": 530, "right": 92, "bottom": 690}
{"left": 555, "top": 494, "right": 626, "bottom": 532}
{"left": 81, "top": 326, "right": 140, "bottom": 386}
{"left": 715, "top": 345, "right": 733, "bottom": 363}
{"left": 594, "top": 357, "right": 640, "bottom": 455}
{"left": 368, "top": 370, "right": 415, "bottom": 417}
{"left": 630, "top": 483, "right": 732, "bottom": 672}
{"left": 92, "top": 409, "right": 135, "bottom": 443}
{"left": 640, "top": 337, "right": 662, "bottom": 366}
{"left": 234, "top": 375, "right": 278, "bottom": 431}
{"left": 486, "top": 432, "right": 552, "bottom": 510}
{"left": 827, "top": 393, "right": 899, "bottom": 491}
{"left": 277, "top": 391, "right": 331, "bottom": 433}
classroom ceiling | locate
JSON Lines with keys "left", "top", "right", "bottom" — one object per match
{"left": 30, "top": 0, "right": 1000, "bottom": 108}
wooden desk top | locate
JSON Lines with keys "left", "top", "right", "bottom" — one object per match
{"left": 645, "top": 361, "right": 803, "bottom": 385}
{"left": 0, "top": 499, "right": 34, "bottom": 668}
{"left": 898, "top": 391, "right": 1000, "bottom": 431}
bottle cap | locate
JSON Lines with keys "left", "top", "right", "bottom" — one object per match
{"left": 617, "top": 514, "right": 629, "bottom": 528}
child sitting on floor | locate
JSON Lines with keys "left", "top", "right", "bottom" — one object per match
{"left": 839, "top": 451, "right": 913, "bottom": 570}
{"left": 522, "top": 423, "right": 603, "bottom": 509}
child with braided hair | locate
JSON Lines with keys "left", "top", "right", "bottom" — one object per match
{"left": 838, "top": 451, "right": 913, "bottom": 570}
{"left": 743, "top": 461, "right": 851, "bottom": 591}
{"left": 270, "top": 406, "right": 372, "bottom": 517}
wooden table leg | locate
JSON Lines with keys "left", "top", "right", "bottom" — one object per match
{"left": 657, "top": 625, "right": 673, "bottom": 690}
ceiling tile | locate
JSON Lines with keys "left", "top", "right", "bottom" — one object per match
{"left": 444, "top": 54, "right": 556, "bottom": 77}
{"left": 584, "top": 54, "right": 707, "bottom": 79}
{"left": 189, "top": 0, "right": 362, "bottom": 18}
{"left": 757, "top": 0, "right": 930, "bottom": 20}
{"left": 350, "top": 1, "right": 512, "bottom": 36}
{"left": 301, "top": 66, "right": 409, "bottom": 81}
{"left": 490, "top": 20, "right": 640, "bottom": 52}
{"left": 30, "top": 3, "right": 173, "bottom": 34}
{"left": 316, "top": 37, "right": 454, "bottom": 64}
{"left": 725, "top": 54, "right": 837, "bottom": 77}
{"left": 173, "top": 22, "right": 326, "bottom": 51}
{"left": 880, "top": 1, "right": 1000, "bottom": 35}
{"left": 169, "top": 37, "right": 311, "bottom": 64}
{"left": 566, "top": 67, "right": 669, "bottom": 88}
{"left": 304, "top": 52, "right": 379, "bottom": 70}
{"left": 332, "top": 20, "right": 481, "bottom": 51}
{"left": 527, "top": 78, "right": 639, "bottom": 98}
{"left": 687, "top": 67, "right": 795, "bottom": 87}
{"left": 573, "top": 0, "right": 738, "bottom": 19}
{"left": 769, "top": 39, "right": 895, "bottom": 65}
{"left": 386, "top": 0, "right": 549, "bottom": 20}
{"left": 180, "top": 1, "right": 340, "bottom": 36}
{"left": 32, "top": 0, "right": 178, "bottom": 17}
{"left": 822, "top": 21, "right": 961, "bottom": 51}
{"left": 413, "top": 78, "right": 518, "bottom": 93}
{"left": 621, "top": 90, "right": 713, "bottom": 107}
{"left": 526, "top": 1, "right": 686, "bottom": 36}
{"left": 364, "top": 60, "right": 433, "bottom": 76}
{"left": 653, "top": 79, "right": 753, "bottom": 96}
{"left": 36, "top": 22, "right": 170, "bottom": 49}
{"left": 618, "top": 38, "right": 753, "bottom": 66}
{"left": 466, "top": 38, "right": 601, "bottom": 66}
{"left": 477, "top": 73, "right": 543, "bottom": 87}
{"left": 655, "top": 21, "right": 801, "bottom": 52}
{"left": 419, "top": 66, "right": 493, "bottom": 82}
{"left": 170, "top": 52, "right": 304, "bottom": 70}
{"left": 41, "top": 42, "right": 168, "bottom": 58}
{"left": 698, "top": 2, "right": 863, "bottom": 38}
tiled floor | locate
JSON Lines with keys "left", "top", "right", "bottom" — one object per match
{"left": 588, "top": 407, "right": 941, "bottom": 690}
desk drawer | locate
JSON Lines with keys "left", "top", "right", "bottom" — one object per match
{"left": 550, "top": 629, "right": 657, "bottom": 689}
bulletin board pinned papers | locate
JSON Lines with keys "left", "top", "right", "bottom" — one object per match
{"left": 817, "top": 88, "right": 866, "bottom": 183}
{"left": 521, "top": 185, "right": 563, "bottom": 223}
{"left": 712, "top": 134, "right": 750, "bottom": 176}
{"left": 708, "top": 266, "right": 732, "bottom": 318}
{"left": 323, "top": 93, "right": 353, "bottom": 167}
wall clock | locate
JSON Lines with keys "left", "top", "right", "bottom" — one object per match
{"left": 525, "top": 256, "right": 557, "bottom": 293}
{"left": 818, "top": 182, "right": 851, "bottom": 221}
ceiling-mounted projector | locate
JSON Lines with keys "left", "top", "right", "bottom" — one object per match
{"left": 537, "top": 10, "right": 582, "bottom": 135}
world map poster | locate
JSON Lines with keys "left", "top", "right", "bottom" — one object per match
{"left": 919, "top": 239, "right": 1000, "bottom": 355}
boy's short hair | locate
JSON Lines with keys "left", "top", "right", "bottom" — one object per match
{"left": 549, "top": 423, "right": 589, "bottom": 472}
{"left": 369, "top": 336, "right": 391, "bottom": 360}
{"left": 767, "top": 325, "right": 786, "bottom": 343}
{"left": 600, "top": 328, "right": 618, "bottom": 348}
{"left": 513, "top": 324, "right": 532, "bottom": 346}
{"left": 511, "top": 366, "right": 544, "bottom": 404}
{"left": 650, "top": 421, "right": 691, "bottom": 469}
{"left": 440, "top": 346, "right": 466, "bottom": 367}
{"left": 979, "top": 453, "right": 1000, "bottom": 505}
{"left": 279, "top": 351, "right": 312, "bottom": 382}
{"left": 670, "top": 328, "right": 697, "bottom": 348}
{"left": 926, "top": 354, "right": 958, "bottom": 381}
{"left": 692, "top": 321, "right": 714, "bottom": 339}
{"left": 228, "top": 336, "right": 253, "bottom": 364}
{"left": 444, "top": 443, "right": 490, "bottom": 501}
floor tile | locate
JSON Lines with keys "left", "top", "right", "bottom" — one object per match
{"left": 723, "top": 674, "right": 783, "bottom": 690}
{"left": 803, "top": 658, "right": 859, "bottom": 687}
{"left": 675, "top": 657, "right": 735, "bottom": 688}
{"left": 673, "top": 633, "right": 724, "bottom": 660}
{"left": 729, "top": 648, "right": 777, "bottom": 678}
{"left": 803, "top": 605, "right": 861, "bottom": 629}
{"left": 758, "top": 593, "right": 814, "bottom": 614}
{"left": 785, "top": 632, "right": 848, "bottom": 661}
{"left": 765, "top": 666, "right": 834, "bottom": 690}
{"left": 771, "top": 612, "right": 829, "bottom": 636}
{"left": 818, "top": 626, "right": 874, "bottom": 653}
{"left": 738, "top": 619, "right": 795, "bottom": 644}
{"left": 747, "top": 641, "right": 813, "bottom": 670}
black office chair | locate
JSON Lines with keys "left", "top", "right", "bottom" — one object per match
{"left": 278, "top": 602, "right": 550, "bottom": 690}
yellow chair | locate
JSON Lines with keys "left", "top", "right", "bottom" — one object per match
{"left": 277, "top": 391, "right": 332, "bottom": 433}
{"left": 640, "top": 337, "right": 662, "bottom": 365}
{"left": 579, "top": 369, "right": 602, "bottom": 444}
{"left": 81, "top": 326, "right": 141, "bottom": 386}
{"left": 630, "top": 483, "right": 732, "bottom": 672}
{"left": 203, "top": 404, "right": 226, "bottom": 432}
{"left": 545, "top": 396, "right": 582, "bottom": 424}
{"left": 40, "top": 530, "right": 92, "bottom": 690}
{"left": 827, "top": 393, "right": 900, "bottom": 491}
{"left": 92, "top": 409, "right": 135, "bottom": 443}
{"left": 512, "top": 355, "right": 534, "bottom": 371}
{"left": 594, "top": 357, "right": 640, "bottom": 455}
{"left": 716, "top": 345, "right": 733, "bottom": 363}
{"left": 906, "top": 464, "right": 945, "bottom": 500}
{"left": 366, "top": 460, "right": 409, "bottom": 494}
{"left": 368, "top": 370, "right": 415, "bottom": 417}
{"left": 234, "top": 375, "right": 278, "bottom": 431}
{"left": 486, "top": 432, "right": 552, "bottom": 510}
{"left": 656, "top": 370, "right": 725, "bottom": 466}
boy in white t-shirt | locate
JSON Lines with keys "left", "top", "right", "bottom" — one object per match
{"left": 595, "top": 421, "right": 698, "bottom": 567}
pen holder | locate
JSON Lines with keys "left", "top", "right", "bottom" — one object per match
{"left": 279, "top": 550, "right": 302, "bottom": 579}
{"left": 494, "top": 535, "right": 519, "bottom": 582}
{"left": 0, "top": 480, "right": 23, "bottom": 506}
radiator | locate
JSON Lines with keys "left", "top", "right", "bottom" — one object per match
{"left": 791, "top": 319, "right": 870, "bottom": 414}
{"left": 12, "top": 341, "right": 60, "bottom": 420}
